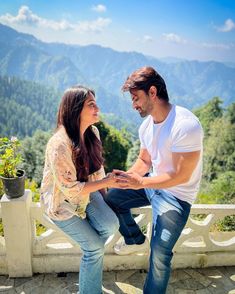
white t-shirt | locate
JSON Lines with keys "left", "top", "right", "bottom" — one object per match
{"left": 139, "top": 105, "right": 203, "bottom": 204}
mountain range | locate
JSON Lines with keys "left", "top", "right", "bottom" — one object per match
{"left": 0, "top": 23, "right": 235, "bottom": 126}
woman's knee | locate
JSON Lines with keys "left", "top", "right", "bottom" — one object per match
{"left": 81, "top": 239, "right": 105, "bottom": 256}
{"left": 105, "top": 214, "right": 119, "bottom": 236}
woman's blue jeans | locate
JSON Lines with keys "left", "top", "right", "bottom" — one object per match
{"left": 105, "top": 188, "right": 191, "bottom": 294}
{"left": 53, "top": 192, "right": 119, "bottom": 294}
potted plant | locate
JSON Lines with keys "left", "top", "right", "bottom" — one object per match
{"left": 0, "top": 137, "right": 25, "bottom": 198}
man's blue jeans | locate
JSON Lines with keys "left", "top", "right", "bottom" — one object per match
{"left": 105, "top": 188, "right": 191, "bottom": 294}
{"left": 53, "top": 192, "right": 119, "bottom": 294}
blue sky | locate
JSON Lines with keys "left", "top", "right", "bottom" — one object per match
{"left": 0, "top": 0, "right": 235, "bottom": 62}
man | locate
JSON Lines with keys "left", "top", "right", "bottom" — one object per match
{"left": 105, "top": 66, "right": 203, "bottom": 294}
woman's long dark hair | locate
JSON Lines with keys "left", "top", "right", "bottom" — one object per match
{"left": 57, "top": 85, "right": 103, "bottom": 181}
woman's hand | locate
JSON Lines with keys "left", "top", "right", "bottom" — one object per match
{"left": 112, "top": 169, "right": 144, "bottom": 190}
{"left": 103, "top": 171, "right": 129, "bottom": 188}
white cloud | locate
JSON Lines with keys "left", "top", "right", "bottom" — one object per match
{"left": 217, "top": 18, "right": 235, "bottom": 32}
{"left": 162, "top": 33, "right": 187, "bottom": 44}
{"left": 143, "top": 35, "right": 153, "bottom": 42}
{"left": 202, "top": 42, "right": 231, "bottom": 50}
{"left": 136, "top": 35, "right": 153, "bottom": 43}
{"left": 0, "top": 5, "right": 111, "bottom": 33}
{"left": 76, "top": 17, "right": 111, "bottom": 33}
{"left": 92, "top": 4, "right": 107, "bottom": 13}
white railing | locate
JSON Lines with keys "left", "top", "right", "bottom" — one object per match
{"left": 0, "top": 203, "right": 7, "bottom": 275}
{"left": 0, "top": 190, "right": 235, "bottom": 277}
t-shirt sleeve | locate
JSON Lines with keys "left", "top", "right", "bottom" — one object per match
{"left": 138, "top": 125, "right": 146, "bottom": 148}
{"left": 171, "top": 118, "right": 203, "bottom": 152}
{"left": 138, "top": 119, "right": 149, "bottom": 149}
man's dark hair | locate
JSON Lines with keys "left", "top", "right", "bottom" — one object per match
{"left": 122, "top": 66, "right": 169, "bottom": 102}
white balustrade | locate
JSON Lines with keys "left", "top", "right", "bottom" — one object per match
{"left": 0, "top": 190, "right": 234, "bottom": 277}
{"left": 0, "top": 202, "right": 7, "bottom": 275}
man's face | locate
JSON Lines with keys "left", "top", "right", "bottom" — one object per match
{"left": 130, "top": 89, "right": 153, "bottom": 117}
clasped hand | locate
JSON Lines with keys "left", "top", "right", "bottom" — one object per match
{"left": 106, "top": 169, "right": 144, "bottom": 189}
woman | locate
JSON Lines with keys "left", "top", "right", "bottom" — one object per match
{"left": 40, "top": 85, "right": 119, "bottom": 294}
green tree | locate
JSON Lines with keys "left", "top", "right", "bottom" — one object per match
{"left": 126, "top": 139, "right": 140, "bottom": 169}
{"left": 21, "top": 130, "right": 51, "bottom": 185}
{"left": 225, "top": 102, "right": 235, "bottom": 124}
{"left": 96, "top": 121, "right": 131, "bottom": 172}
{"left": 0, "top": 76, "right": 60, "bottom": 138}
{"left": 203, "top": 117, "right": 235, "bottom": 180}
{"left": 194, "top": 97, "right": 223, "bottom": 136}
{"left": 209, "top": 171, "right": 235, "bottom": 204}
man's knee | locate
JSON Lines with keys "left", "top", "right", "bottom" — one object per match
{"left": 151, "top": 244, "right": 173, "bottom": 269}
{"left": 105, "top": 188, "right": 122, "bottom": 207}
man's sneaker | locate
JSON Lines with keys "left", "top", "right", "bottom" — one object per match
{"left": 114, "top": 237, "right": 149, "bottom": 255}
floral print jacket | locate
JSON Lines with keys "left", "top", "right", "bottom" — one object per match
{"left": 40, "top": 125, "right": 105, "bottom": 220}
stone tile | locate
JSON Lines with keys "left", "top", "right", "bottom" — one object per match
{"left": 197, "top": 267, "right": 224, "bottom": 280}
{"left": 172, "top": 278, "right": 205, "bottom": 290}
{"left": 0, "top": 267, "right": 234, "bottom": 293}
{"left": 116, "top": 282, "right": 143, "bottom": 294}
{"left": 62, "top": 285, "right": 78, "bottom": 294}
{"left": 175, "top": 290, "right": 195, "bottom": 294}
{"left": 64, "top": 272, "right": 78, "bottom": 284}
{"left": 0, "top": 289, "right": 16, "bottom": 294}
{"left": 195, "top": 288, "right": 212, "bottom": 294}
{"left": 166, "top": 284, "right": 175, "bottom": 294}
{"left": 61, "top": 281, "right": 78, "bottom": 293}
{"left": 184, "top": 269, "right": 212, "bottom": 287}
{"left": 127, "top": 271, "right": 145, "bottom": 290}
{"left": 223, "top": 266, "right": 235, "bottom": 283}
{"left": 169, "top": 269, "right": 191, "bottom": 283}
{"left": 14, "top": 277, "right": 32, "bottom": 288}
{"left": 57, "top": 273, "right": 78, "bottom": 293}
{"left": 116, "top": 270, "right": 138, "bottom": 283}
{"left": 206, "top": 283, "right": 228, "bottom": 294}
{"left": 15, "top": 274, "right": 44, "bottom": 293}
{"left": 31, "top": 285, "right": 58, "bottom": 294}
{"left": 102, "top": 283, "right": 120, "bottom": 294}
{"left": 43, "top": 273, "right": 67, "bottom": 290}
{"left": 0, "top": 276, "right": 14, "bottom": 292}
{"left": 56, "top": 290, "right": 72, "bottom": 294}
{"left": 198, "top": 267, "right": 235, "bottom": 290}
{"left": 103, "top": 271, "right": 117, "bottom": 283}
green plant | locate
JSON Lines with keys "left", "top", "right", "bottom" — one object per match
{"left": 0, "top": 137, "right": 22, "bottom": 178}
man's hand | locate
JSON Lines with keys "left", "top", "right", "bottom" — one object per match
{"left": 112, "top": 169, "right": 144, "bottom": 190}
{"left": 104, "top": 171, "right": 129, "bottom": 189}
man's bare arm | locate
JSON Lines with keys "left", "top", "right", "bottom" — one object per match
{"left": 115, "top": 151, "right": 201, "bottom": 190}
{"left": 141, "top": 151, "right": 201, "bottom": 189}
{"left": 127, "top": 148, "right": 152, "bottom": 176}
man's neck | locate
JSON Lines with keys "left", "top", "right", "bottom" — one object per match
{"left": 152, "top": 102, "right": 172, "bottom": 124}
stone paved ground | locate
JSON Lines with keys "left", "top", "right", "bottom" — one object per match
{"left": 0, "top": 267, "right": 234, "bottom": 293}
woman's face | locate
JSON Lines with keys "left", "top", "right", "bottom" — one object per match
{"left": 80, "top": 93, "right": 100, "bottom": 127}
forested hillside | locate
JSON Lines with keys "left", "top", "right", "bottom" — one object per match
{"left": 0, "top": 76, "right": 61, "bottom": 137}
{"left": 1, "top": 23, "right": 235, "bottom": 125}
{"left": 0, "top": 75, "right": 138, "bottom": 137}
{"left": 194, "top": 98, "right": 235, "bottom": 205}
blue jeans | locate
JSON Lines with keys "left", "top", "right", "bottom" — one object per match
{"left": 53, "top": 192, "right": 119, "bottom": 294}
{"left": 105, "top": 188, "right": 191, "bottom": 294}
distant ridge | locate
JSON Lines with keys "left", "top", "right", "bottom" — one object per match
{"left": 0, "top": 22, "right": 235, "bottom": 125}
